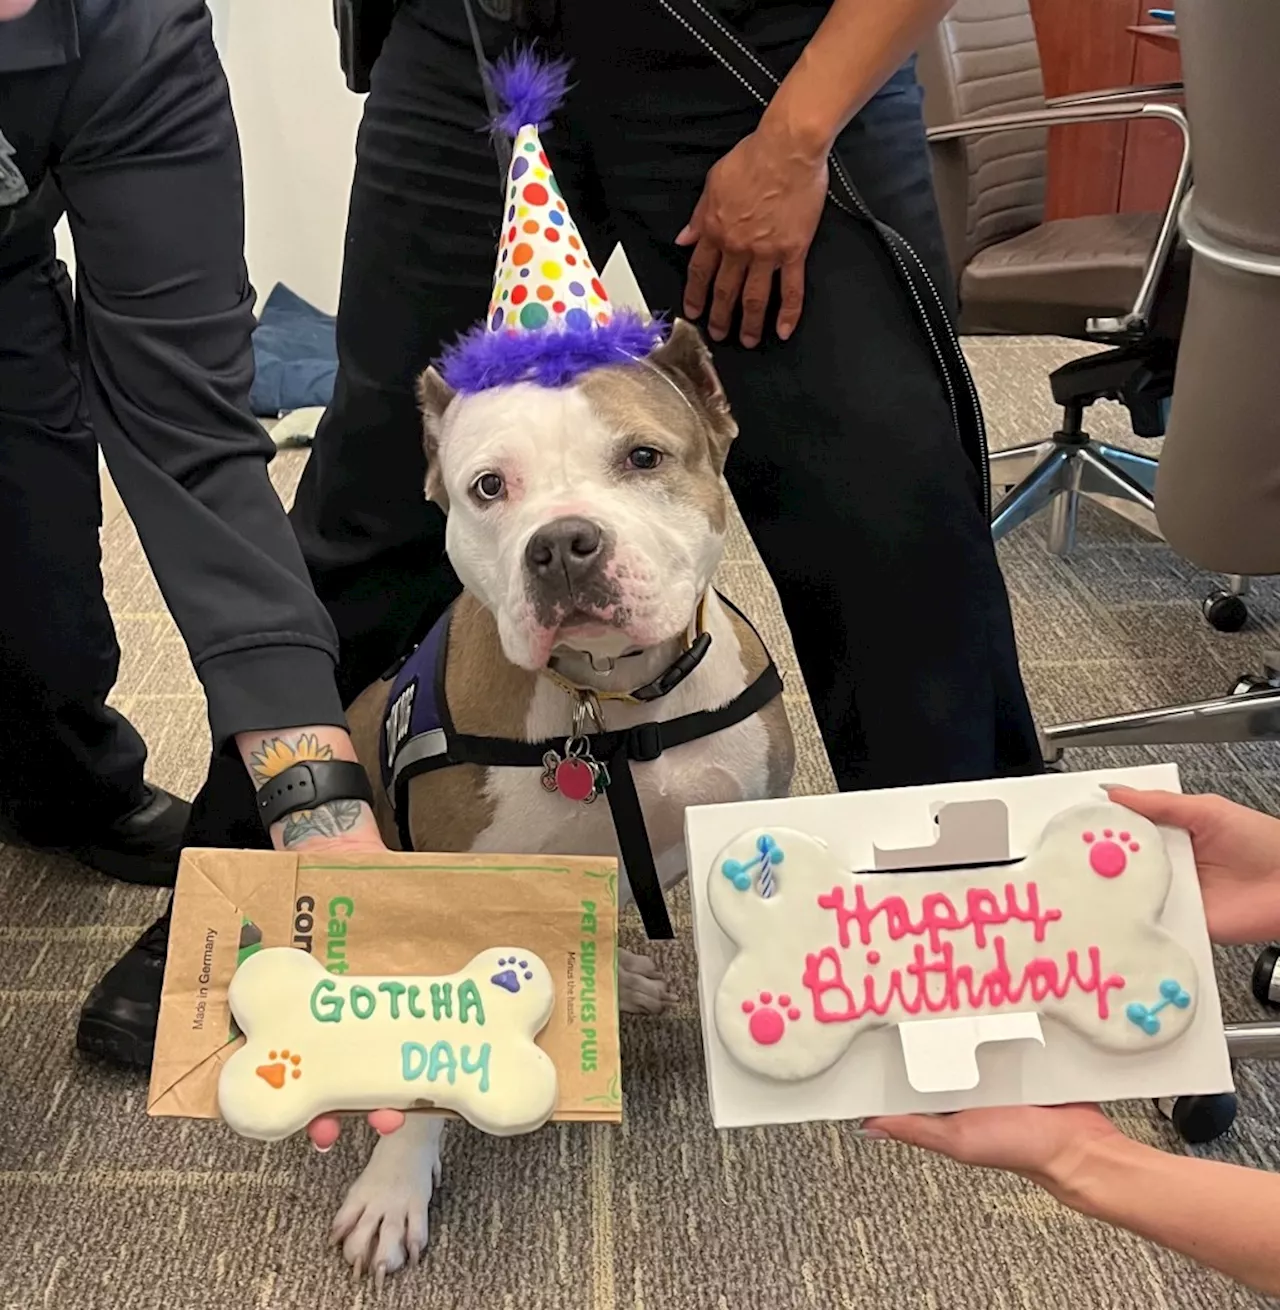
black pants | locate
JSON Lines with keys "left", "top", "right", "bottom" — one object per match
{"left": 187, "top": 0, "right": 1040, "bottom": 847}
{"left": 0, "top": 202, "right": 150, "bottom": 847}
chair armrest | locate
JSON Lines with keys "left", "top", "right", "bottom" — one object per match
{"left": 926, "top": 100, "right": 1183, "bottom": 143}
{"left": 927, "top": 102, "right": 1191, "bottom": 336}
{"left": 1047, "top": 81, "right": 1183, "bottom": 108}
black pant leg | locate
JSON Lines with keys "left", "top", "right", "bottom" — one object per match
{"left": 0, "top": 225, "right": 149, "bottom": 845}
{"left": 560, "top": 3, "right": 1040, "bottom": 789}
{"left": 289, "top": 0, "right": 536, "bottom": 707}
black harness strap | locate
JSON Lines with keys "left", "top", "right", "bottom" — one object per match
{"left": 393, "top": 660, "right": 782, "bottom": 939}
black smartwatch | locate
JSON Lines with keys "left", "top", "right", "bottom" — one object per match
{"left": 256, "top": 760, "right": 374, "bottom": 831}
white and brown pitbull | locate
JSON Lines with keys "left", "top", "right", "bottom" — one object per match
{"left": 333, "top": 319, "right": 794, "bottom": 1280}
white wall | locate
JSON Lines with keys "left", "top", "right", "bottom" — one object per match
{"left": 56, "top": 0, "right": 362, "bottom": 315}
{"left": 220, "top": 0, "right": 363, "bottom": 313}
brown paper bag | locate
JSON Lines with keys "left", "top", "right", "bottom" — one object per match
{"left": 149, "top": 849, "right": 621, "bottom": 1126}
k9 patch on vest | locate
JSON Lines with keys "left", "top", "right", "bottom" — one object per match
{"left": 385, "top": 679, "right": 418, "bottom": 772}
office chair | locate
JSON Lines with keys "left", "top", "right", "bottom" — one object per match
{"left": 917, "top": 0, "right": 1190, "bottom": 558}
{"left": 1040, "top": 0, "right": 1280, "bottom": 1141}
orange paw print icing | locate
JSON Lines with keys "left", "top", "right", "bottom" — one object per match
{"left": 255, "top": 1049, "right": 302, "bottom": 1089}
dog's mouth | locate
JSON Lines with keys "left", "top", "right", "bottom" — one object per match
{"left": 551, "top": 611, "right": 634, "bottom": 657}
{"left": 556, "top": 610, "right": 628, "bottom": 640}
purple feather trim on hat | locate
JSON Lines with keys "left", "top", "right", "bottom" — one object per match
{"left": 490, "top": 48, "right": 573, "bottom": 139}
{"left": 437, "top": 311, "right": 669, "bottom": 395}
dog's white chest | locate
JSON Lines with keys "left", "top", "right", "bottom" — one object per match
{"left": 472, "top": 660, "right": 772, "bottom": 899}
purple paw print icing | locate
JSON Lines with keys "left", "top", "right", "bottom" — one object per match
{"left": 490, "top": 956, "right": 535, "bottom": 994}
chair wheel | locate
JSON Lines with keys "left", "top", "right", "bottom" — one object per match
{"left": 1204, "top": 590, "right": 1249, "bottom": 632}
{"left": 1232, "top": 673, "right": 1273, "bottom": 696}
{"left": 1156, "top": 1093, "right": 1238, "bottom": 1144}
{"left": 1252, "top": 945, "right": 1280, "bottom": 1007}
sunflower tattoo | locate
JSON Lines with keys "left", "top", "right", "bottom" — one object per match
{"left": 248, "top": 732, "right": 334, "bottom": 783}
{"left": 248, "top": 733, "right": 362, "bottom": 847}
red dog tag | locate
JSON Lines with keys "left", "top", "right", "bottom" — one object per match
{"left": 541, "top": 745, "right": 604, "bottom": 804}
{"left": 554, "top": 756, "right": 597, "bottom": 802}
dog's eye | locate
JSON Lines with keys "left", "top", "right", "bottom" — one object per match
{"left": 471, "top": 472, "right": 506, "bottom": 502}
{"left": 626, "top": 447, "right": 663, "bottom": 471}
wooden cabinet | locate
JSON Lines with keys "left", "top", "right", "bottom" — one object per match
{"left": 1029, "top": 0, "right": 1183, "bottom": 219}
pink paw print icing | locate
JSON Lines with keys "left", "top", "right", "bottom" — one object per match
{"left": 1082, "top": 827, "right": 1139, "bottom": 878}
{"left": 741, "top": 992, "right": 801, "bottom": 1046}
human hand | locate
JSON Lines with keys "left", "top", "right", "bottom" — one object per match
{"left": 676, "top": 119, "right": 828, "bottom": 349}
{"left": 864, "top": 1103, "right": 1121, "bottom": 1196}
{"left": 1105, "top": 786, "right": 1280, "bottom": 945}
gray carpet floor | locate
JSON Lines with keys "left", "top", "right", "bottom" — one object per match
{"left": 3, "top": 336, "right": 1278, "bottom": 1309}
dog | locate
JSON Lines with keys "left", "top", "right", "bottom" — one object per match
{"left": 334, "top": 318, "right": 794, "bottom": 1281}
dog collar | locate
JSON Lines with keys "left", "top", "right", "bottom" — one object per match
{"left": 542, "top": 594, "right": 713, "bottom": 705}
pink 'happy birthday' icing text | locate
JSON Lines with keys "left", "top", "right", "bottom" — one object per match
{"left": 818, "top": 881, "right": 1063, "bottom": 955}
{"left": 801, "top": 881, "right": 1125, "bottom": 1024}
{"left": 802, "top": 940, "right": 1126, "bottom": 1022}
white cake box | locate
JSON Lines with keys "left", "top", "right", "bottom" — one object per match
{"left": 685, "top": 763, "right": 1234, "bottom": 1129}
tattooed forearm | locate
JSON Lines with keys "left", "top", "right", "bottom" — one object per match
{"left": 280, "top": 799, "right": 365, "bottom": 848}
{"left": 234, "top": 725, "right": 381, "bottom": 850}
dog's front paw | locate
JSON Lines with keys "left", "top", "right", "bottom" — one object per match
{"left": 618, "top": 948, "right": 676, "bottom": 1015}
{"left": 331, "top": 1118, "right": 444, "bottom": 1286}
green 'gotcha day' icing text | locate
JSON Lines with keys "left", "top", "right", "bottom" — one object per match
{"left": 402, "top": 1040, "right": 491, "bottom": 1092}
{"left": 309, "top": 977, "right": 487, "bottom": 1026}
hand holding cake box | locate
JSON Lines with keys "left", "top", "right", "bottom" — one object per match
{"left": 686, "top": 765, "right": 1233, "bottom": 1128}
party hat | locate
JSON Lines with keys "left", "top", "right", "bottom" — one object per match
{"left": 437, "top": 50, "right": 667, "bottom": 394}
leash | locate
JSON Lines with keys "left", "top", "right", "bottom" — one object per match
{"left": 462, "top": 0, "right": 513, "bottom": 183}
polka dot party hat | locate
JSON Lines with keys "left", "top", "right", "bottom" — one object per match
{"left": 437, "top": 49, "right": 667, "bottom": 395}
{"left": 488, "top": 124, "right": 600, "bottom": 337}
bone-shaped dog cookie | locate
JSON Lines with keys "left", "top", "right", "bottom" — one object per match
{"left": 218, "top": 946, "right": 558, "bottom": 1140}
{"left": 709, "top": 802, "right": 1198, "bottom": 1082}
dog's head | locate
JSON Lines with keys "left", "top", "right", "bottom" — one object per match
{"left": 417, "top": 320, "right": 737, "bottom": 670}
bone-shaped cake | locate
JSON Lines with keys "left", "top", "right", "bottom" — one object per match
{"left": 708, "top": 802, "right": 1198, "bottom": 1082}
{"left": 218, "top": 946, "right": 559, "bottom": 1139}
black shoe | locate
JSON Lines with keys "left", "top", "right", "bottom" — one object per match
{"left": 76, "top": 909, "right": 171, "bottom": 1072}
{"left": 2, "top": 785, "right": 190, "bottom": 887}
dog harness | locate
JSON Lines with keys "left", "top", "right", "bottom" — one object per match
{"left": 379, "top": 595, "right": 783, "bottom": 940}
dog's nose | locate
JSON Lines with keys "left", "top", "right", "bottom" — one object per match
{"left": 526, "top": 517, "right": 604, "bottom": 579}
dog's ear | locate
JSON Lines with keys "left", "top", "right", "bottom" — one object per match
{"left": 649, "top": 319, "right": 738, "bottom": 470}
{"left": 416, "top": 367, "right": 456, "bottom": 510}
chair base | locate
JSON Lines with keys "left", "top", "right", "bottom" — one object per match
{"left": 989, "top": 341, "right": 1171, "bottom": 556}
{"left": 1227, "top": 1021, "right": 1280, "bottom": 1062}
{"left": 1040, "top": 653, "right": 1280, "bottom": 761}
{"left": 991, "top": 437, "right": 1158, "bottom": 555}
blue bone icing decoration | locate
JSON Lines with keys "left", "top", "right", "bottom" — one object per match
{"left": 1126, "top": 979, "right": 1192, "bottom": 1035}
{"left": 721, "top": 834, "right": 784, "bottom": 897}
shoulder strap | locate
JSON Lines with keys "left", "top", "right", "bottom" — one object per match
{"left": 653, "top": 0, "right": 991, "bottom": 517}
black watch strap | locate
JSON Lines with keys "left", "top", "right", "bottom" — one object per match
{"left": 256, "top": 760, "right": 375, "bottom": 830}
